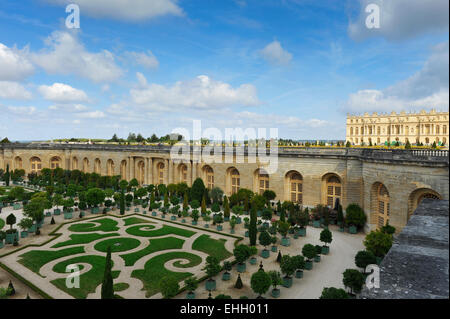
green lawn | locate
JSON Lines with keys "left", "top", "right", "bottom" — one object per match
{"left": 123, "top": 217, "right": 155, "bottom": 226}
{"left": 0, "top": 218, "right": 4, "bottom": 230}
{"left": 114, "top": 282, "right": 130, "bottom": 292}
{"left": 52, "top": 233, "right": 120, "bottom": 248}
{"left": 192, "top": 235, "right": 232, "bottom": 261}
{"left": 51, "top": 255, "right": 120, "bottom": 299}
{"left": 132, "top": 251, "right": 202, "bottom": 297}
{"left": 94, "top": 237, "right": 141, "bottom": 253}
{"left": 126, "top": 224, "right": 196, "bottom": 238}
{"left": 68, "top": 218, "right": 119, "bottom": 232}
{"left": 18, "top": 246, "right": 85, "bottom": 276}
{"left": 120, "top": 237, "right": 185, "bottom": 266}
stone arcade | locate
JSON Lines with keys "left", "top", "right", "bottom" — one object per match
{"left": 1, "top": 143, "right": 448, "bottom": 232}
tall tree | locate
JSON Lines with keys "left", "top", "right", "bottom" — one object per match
{"left": 4, "top": 164, "right": 10, "bottom": 187}
{"left": 249, "top": 206, "right": 257, "bottom": 246}
{"left": 101, "top": 246, "right": 114, "bottom": 299}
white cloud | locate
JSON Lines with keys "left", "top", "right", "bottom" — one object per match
{"left": 7, "top": 106, "right": 37, "bottom": 116}
{"left": 0, "top": 81, "right": 32, "bottom": 100}
{"left": 76, "top": 110, "right": 105, "bottom": 118}
{"left": 344, "top": 42, "right": 449, "bottom": 114}
{"left": 39, "top": 83, "right": 89, "bottom": 103}
{"left": 259, "top": 41, "right": 292, "bottom": 66}
{"left": 0, "top": 43, "right": 34, "bottom": 81}
{"left": 31, "top": 31, "right": 123, "bottom": 83}
{"left": 43, "top": 0, "right": 183, "bottom": 21}
{"left": 349, "top": 0, "right": 449, "bottom": 41}
{"left": 125, "top": 51, "right": 159, "bottom": 69}
{"left": 48, "top": 104, "right": 88, "bottom": 112}
{"left": 129, "top": 74, "right": 260, "bottom": 110}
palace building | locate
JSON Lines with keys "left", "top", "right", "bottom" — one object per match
{"left": 1, "top": 143, "right": 448, "bottom": 233}
{"left": 346, "top": 109, "right": 449, "bottom": 146}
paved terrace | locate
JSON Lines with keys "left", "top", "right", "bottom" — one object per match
{"left": 360, "top": 199, "right": 449, "bottom": 299}
{"left": 2, "top": 143, "right": 449, "bottom": 166}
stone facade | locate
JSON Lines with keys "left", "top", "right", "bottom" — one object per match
{"left": 1, "top": 143, "right": 448, "bottom": 232}
{"left": 346, "top": 109, "right": 449, "bottom": 146}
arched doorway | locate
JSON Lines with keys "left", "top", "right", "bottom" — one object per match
{"left": 157, "top": 162, "right": 165, "bottom": 185}
{"left": 50, "top": 156, "right": 61, "bottom": 169}
{"left": 178, "top": 164, "right": 188, "bottom": 184}
{"left": 255, "top": 168, "right": 269, "bottom": 195}
{"left": 323, "top": 174, "right": 342, "bottom": 208}
{"left": 120, "top": 160, "right": 127, "bottom": 180}
{"left": 286, "top": 171, "right": 303, "bottom": 204}
{"left": 30, "top": 157, "right": 42, "bottom": 173}
{"left": 203, "top": 165, "right": 214, "bottom": 189}
{"left": 94, "top": 158, "right": 101, "bottom": 174}
{"left": 137, "top": 161, "right": 145, "bottom": 185}
{"left": 227, "top": 168, "right": 240, "bottom": 195}
{"left": 72, "top": 157, "right": 78, "bottom": 170}
{"left": 83, "top": 158, "right": 90, "bottom": 173}
{"left": 408, "top": 188, "right": 442, "bottom": 220}
{"left": 376, "top": 184, "right": 390, "bottom": 228}
{"left": 107, "top": 159, "right": 115, "bottom": 176}
{"left": 14, "top": 156, "right": 23, "bottom": 170}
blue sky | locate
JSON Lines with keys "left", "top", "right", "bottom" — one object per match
{"left": 0, "top": 0, "right": 448, "bottom": 141}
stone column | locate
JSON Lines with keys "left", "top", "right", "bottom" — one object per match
{"left": 165, "top": 159, "right": 170, "bottom": 185}
{"left": 192, "top": 161, "right": 197, "bottom": 182}
{"left": 145, "top": 158, "right": 149, "bottom": 185}
{"left": 148, "top": 157, "right": 153, "bottom": 185}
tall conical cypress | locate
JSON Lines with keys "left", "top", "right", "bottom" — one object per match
{"left": 234, "top": 274, "right": 243, "bottom": 289}
{"left": 276, "top": 251, "right": 282, "bottom": 263}
{"left": 120, "top": 190, "right": 125, "bottom": 215}
{"left": 4, "top": 164, "right": 10, "bottom": 187}
{"left": 249, "top": 206, "right": 257, "bottom": 246}
{"left": 223, "top": 196, "right": 230, "bottom": 219}
{"left": 201, "top": 194, "right": 206, "bottom": 215}
{"left": 101, "top": 246, "right": 114, "bottom": 299}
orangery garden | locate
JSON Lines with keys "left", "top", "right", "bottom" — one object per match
{"left": 0, "top": 167, "right": 395, "bottom": 299}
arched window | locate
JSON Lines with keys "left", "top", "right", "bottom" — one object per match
{"left": 94, "top": 159, "right": 101, "bottom": 174}
{"left": 72, "top": 157, "right": 78, "bottom": 170}
{"left": 204, "top": 166, "right": 214, "bottom": 189}
{"left": 377, "top": 184, "right": 390, "bottom": 229}
{"left": 350, "top": 127, "right": 353, "bottom": 135}
{"left": 14, "top": 156, "right": 23, "bottom": 170}
{"left": 231, "top": 168, "right": 240, "bottom": 194}
{"left": 30, "top": 157, "right": 42, "bottom": 173}
{"left": 83, "top": 158, "right": 89, "bottom": 173}
{"left": 179, "top": 164, "right": 188, "bottom": 184}
{"left": 51, "top": 156, "right": 61, "bottom": 169}
{"left": 326, "top": 175, "right": 341, "bottom": 207}
{"left": 107, "top": 160, "right": 115, "bottom": 176}
{"left": 289, "top": 172, "right": 302, "bottom": 204}
{"left": 408, "top": 189, "right": 442, "bottom": 220}
{"left": 257, "top": 169, "right": 269, "bottom": 195}
{"left": 157, "top": 163, "right": 165, "bottom": 185}
{"left": 120, "top": 160, "right": 127, "bottom": 179}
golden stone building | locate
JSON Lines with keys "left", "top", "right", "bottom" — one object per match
{"left": 1, "top": 143, "right": 448, "bottom": 233}
{"left": 346, "top": 109, "right": 449, "bottom": 146}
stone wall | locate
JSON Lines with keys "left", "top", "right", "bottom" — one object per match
{"left": 360, "top": 199, "right": 449, "bottom": 299}
{"left": 1, "top": 143, "right": 448, "bottom": 231}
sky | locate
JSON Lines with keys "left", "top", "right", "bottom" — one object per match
{"left": 0, "top": 0, "right": 448, "bottom": 141}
